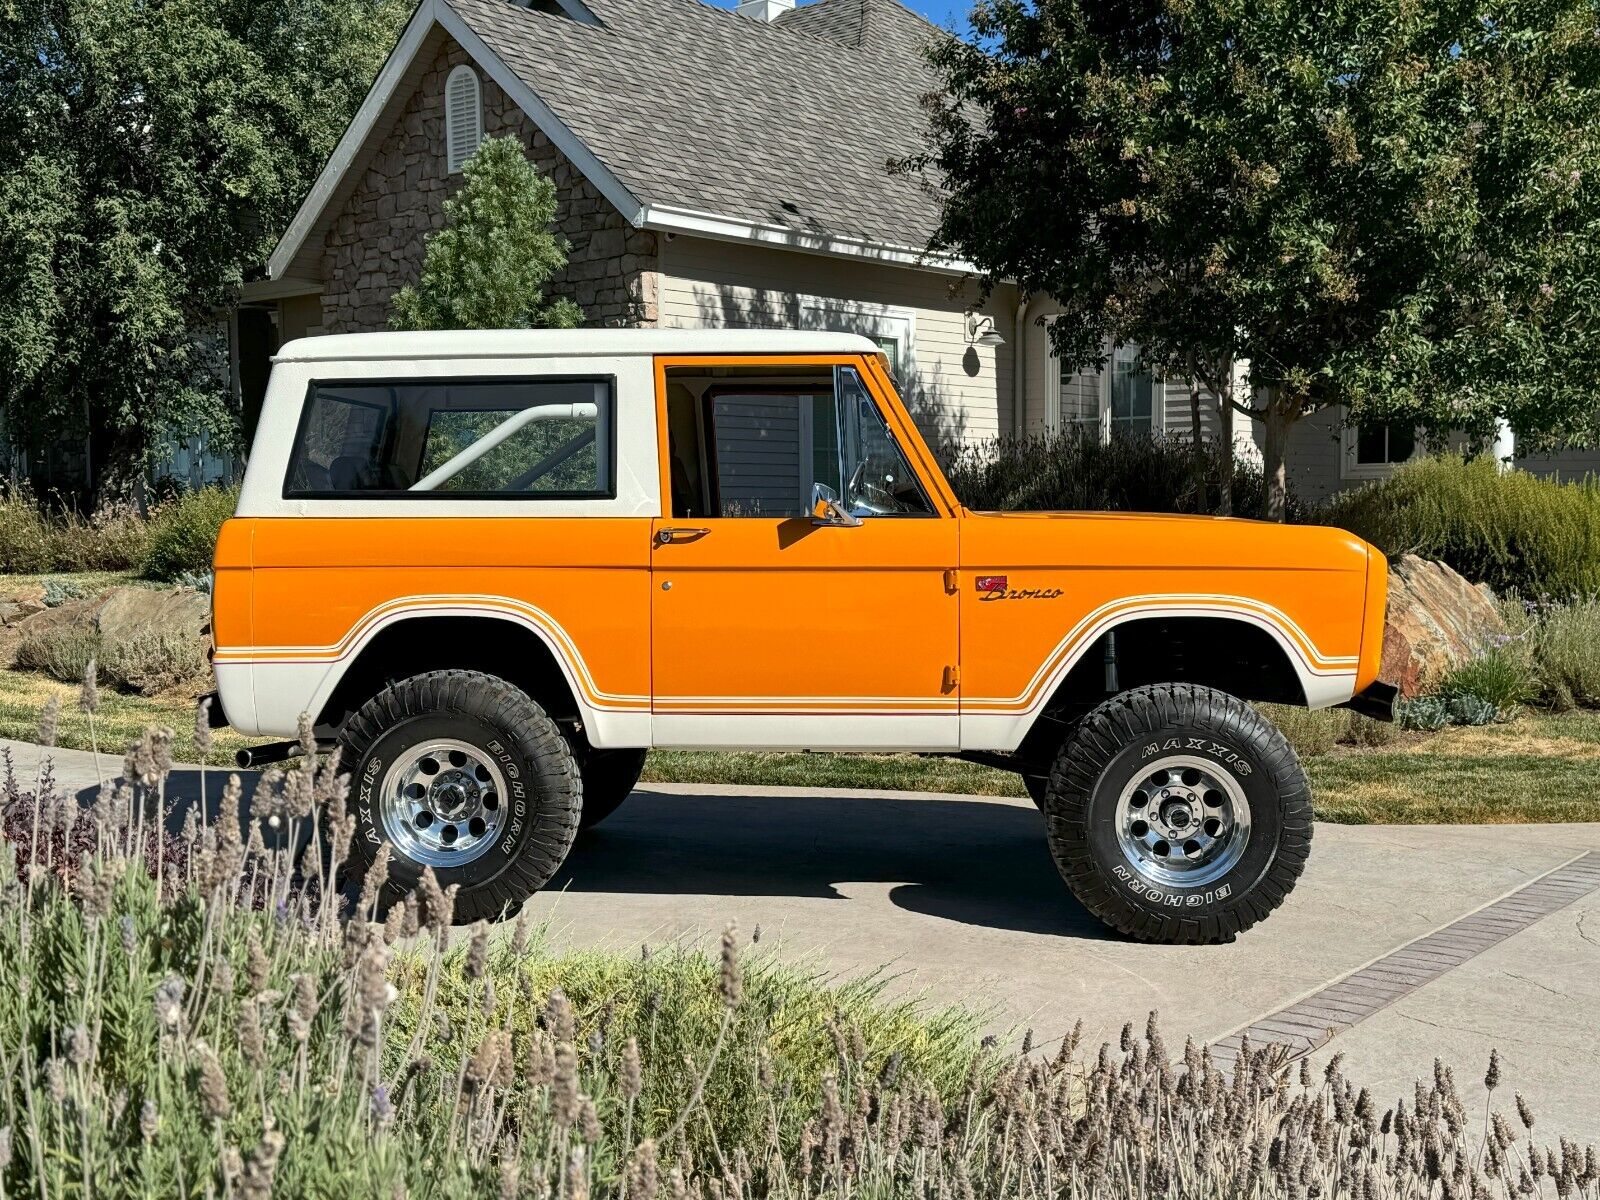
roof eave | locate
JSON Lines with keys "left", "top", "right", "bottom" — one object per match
{"left": 641, "top": 203, "right": 975, "bottom": 276}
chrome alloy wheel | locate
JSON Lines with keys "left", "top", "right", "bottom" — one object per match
{"left": 1113, "top": 755, "right": 1251, "bottom": 888}
{"left": 378, "top": 739, "right": 507, "bottom": 867}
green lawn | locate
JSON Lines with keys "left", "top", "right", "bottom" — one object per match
{"left": 0, "top": 656, "right": 1595, "bottom": 824}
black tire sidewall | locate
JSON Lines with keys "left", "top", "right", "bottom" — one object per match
{"left": 1080, "top": 725, "right": 1283, "bottom": 916}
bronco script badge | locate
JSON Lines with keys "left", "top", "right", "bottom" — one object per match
{"left": 976, "top": 575, "right": 1064, "bottom": 601}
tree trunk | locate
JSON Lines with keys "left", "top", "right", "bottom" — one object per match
{"left": 1187, "top": 376, "right": 1208, "bottom": 514}
{"left": 1261, "top": 389, "right": 1296, "bottom": 523}
{"left": 1215, "top": 399, "right": 1234, "bottom": 517}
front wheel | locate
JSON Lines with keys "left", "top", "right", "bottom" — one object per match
{"left": 341, "top": 670, "right": 583, "bottom": 924}
{"left": 1042, "top": 683, "right": 1311, "bottom": 944}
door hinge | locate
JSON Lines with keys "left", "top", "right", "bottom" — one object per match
{"left": 943, "top": 664, "right": 960, "bottom": 691}
{"left": 943, "top": 568, "right": 959, "bottom": 593}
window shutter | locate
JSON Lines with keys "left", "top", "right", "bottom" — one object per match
{"left": 445, "top": 65, "right": 482, "bottom": 173}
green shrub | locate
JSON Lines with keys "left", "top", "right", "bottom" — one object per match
{"left": 0, "top": 485, "right": 57, "bottom": 573}
{"left": 0, "top": 484, "right": 151, "bottom": 573}
{"left": 14, "top": 624, "right": 102, "bottom": 684}
{"left": 947, "top": 428, "right": 1302, "bottom": 516}
{"left": 1259, "top": 704, "right": 1407, "bottom": 755}
{"left": 101, "top": 628, "right": 211, "bottom": 695}
{"left": 1258, "top": 703, "right": 1346, "bottom": 757}
{"left": 53, "top": 506, "right": 151, "bottom": 571}
{"left": 1344, "top": 712, "right": 1399, "bottom": 748}
{"left": 140, "top": 485, "right": 237, "bottom": 581}
{"left": 1319, "top": 456, "right": 1600, "bottom": 598}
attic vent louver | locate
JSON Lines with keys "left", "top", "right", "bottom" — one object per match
{"left": 735, "top": 0, "right": 795, "bottom": 19}
{"left": 445, "top": 65, "right": 482, "bottom": 174}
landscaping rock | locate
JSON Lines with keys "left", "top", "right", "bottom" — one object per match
{"left": 10, "top": 595, "right": 99, "bottom": 644}
{"left": 93, "top": 586, "right": 209, "bottom": 648}
{"left": 1379, "top": 555, "right": 1506, "bottom": 697}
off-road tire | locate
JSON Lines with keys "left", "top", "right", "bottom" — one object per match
{"left": 1042, "top": 683, "right": 1311, "bottom": 944}
{"left": 577, "top": 748, "right": 648, "bottom": 831}
{"left": 340, "top": 670, "right": 582, "bottom": 924}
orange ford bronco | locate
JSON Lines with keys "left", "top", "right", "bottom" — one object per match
{"left": 209, "top": 329, "right": 1393, "bottom": 941}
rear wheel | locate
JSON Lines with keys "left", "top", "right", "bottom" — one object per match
{"left": 341, "top": 670, "right": 582, "bottom": 924}
{"left": 577, "top": 747, "right": 648, "bottom": 830}
{"left": 1041, "top": 683, "right": 1311, "bottom": 944}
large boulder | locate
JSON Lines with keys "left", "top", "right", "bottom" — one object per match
{"left": 10, "top": 585, "right": 210, "bottom": 659}
{"left": 93, "top": 586, "right": 210, "bottom": 648}
{"left": 1379, "top": 555, "right": 1506, "bottom": 697}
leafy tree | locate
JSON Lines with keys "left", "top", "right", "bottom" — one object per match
{"left": 391, "top": 136, "right": 582, "bottom": 331}
{"left": 908, "top": 0, "right": 1600, "bottom": 519}
{"left": 0, "top": 0, "right": 408, "bottom": 500}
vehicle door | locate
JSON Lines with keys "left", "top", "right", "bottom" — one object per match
{"left": 649, "top": 355, "right": 959, "bottom": 750}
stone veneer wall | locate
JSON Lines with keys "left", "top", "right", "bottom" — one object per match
{"left": 320, "top": 38, "right": 658, "bottom": 333}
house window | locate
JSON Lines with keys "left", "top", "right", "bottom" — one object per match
{"left": 445, "top": 65, "right": 483, "bottom": 174}
{"left": 869, "top": 334, "right": 902, "bottom": 379}
{"left": 1342, "top": 418, "right": 1417, "bottom": 479}
{"left": 1054, "top": 340, "right": 1161, "bottom": 440}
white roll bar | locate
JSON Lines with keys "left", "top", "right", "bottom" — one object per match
{"left": 410, "top": 402, "right": 599, "bottom": 492}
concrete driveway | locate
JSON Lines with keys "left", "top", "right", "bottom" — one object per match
{"left": 8, "top": 739, "right": 1599, "bottom": 1146}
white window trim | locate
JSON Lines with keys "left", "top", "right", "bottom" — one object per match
{"left": 444, "top": 64, "right": 483, "bottom": 175}
{"left": 1043, "top": 321, "right": 1164, "bottom": 439}
{"left": 1339, "top": 411, "right": 1420, "bottom": 481}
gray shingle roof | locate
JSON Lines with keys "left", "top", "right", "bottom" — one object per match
{"left": 448, "top": 0, "right": 947, "bottom": 249}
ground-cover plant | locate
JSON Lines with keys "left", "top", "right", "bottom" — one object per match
{"left": 1, "top": 717, "right": 1597, "bottom": 1197}
{"left": 1320, "top": 457, "right": 1600, "bottom": 599}
{"left": 140, "top": 485, "right": 238, "bottom": 582}
{"left": 946, "top": 428, "right": 1299, "bottom": 517}
{"left": 15, "top": 626, "right": 209, "bottom": 697}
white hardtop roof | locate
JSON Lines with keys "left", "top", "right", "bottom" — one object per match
{"left": 273, "top": 328, "right": 882, "bottom": 363}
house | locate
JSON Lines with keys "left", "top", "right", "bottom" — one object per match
{"left": 239, "top": 0, "right": 1598, "bottom": 504}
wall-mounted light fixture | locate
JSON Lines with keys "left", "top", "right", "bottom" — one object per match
{"left": 966, "top": 313, "right": 1006, "bottom": 348}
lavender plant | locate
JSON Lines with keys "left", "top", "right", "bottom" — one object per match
{"left": 0, "top": 708, "right": 1594, "bottom": 1198}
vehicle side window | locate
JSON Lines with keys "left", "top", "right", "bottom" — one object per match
{"left": 284, "top": 378, "right": 613, "bottom": 498}
{"left": 663, "top": 364, "right": 932, "bottom": 519}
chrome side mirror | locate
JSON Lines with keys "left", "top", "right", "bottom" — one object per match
{"left": 810, "top": 482, "right": 862, "bottom": 527}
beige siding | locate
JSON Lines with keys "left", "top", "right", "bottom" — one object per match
{"left": 1515, "top": 447, "right": 1600, "bottom": 482}
{"left": 659, "top": 235, "right": 1015, "bottom": 456}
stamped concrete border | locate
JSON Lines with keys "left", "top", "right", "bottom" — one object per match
{"left": 1209, "top": 851, "right": 1600, "bottom": 1067}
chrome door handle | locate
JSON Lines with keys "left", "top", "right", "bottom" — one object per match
{"left": 656, "top": 527, "right": 710, "bottom": 545}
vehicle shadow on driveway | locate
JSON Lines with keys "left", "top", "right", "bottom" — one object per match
{"left": 76, "top": 774, "right": 1108, "bottom": 939}
{"left": 553, "top": 789, "right": 1112, "bottom": 939}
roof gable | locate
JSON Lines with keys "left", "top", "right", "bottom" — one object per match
{"left": 266, "top": 0, "right": 961, "bottom": 284}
